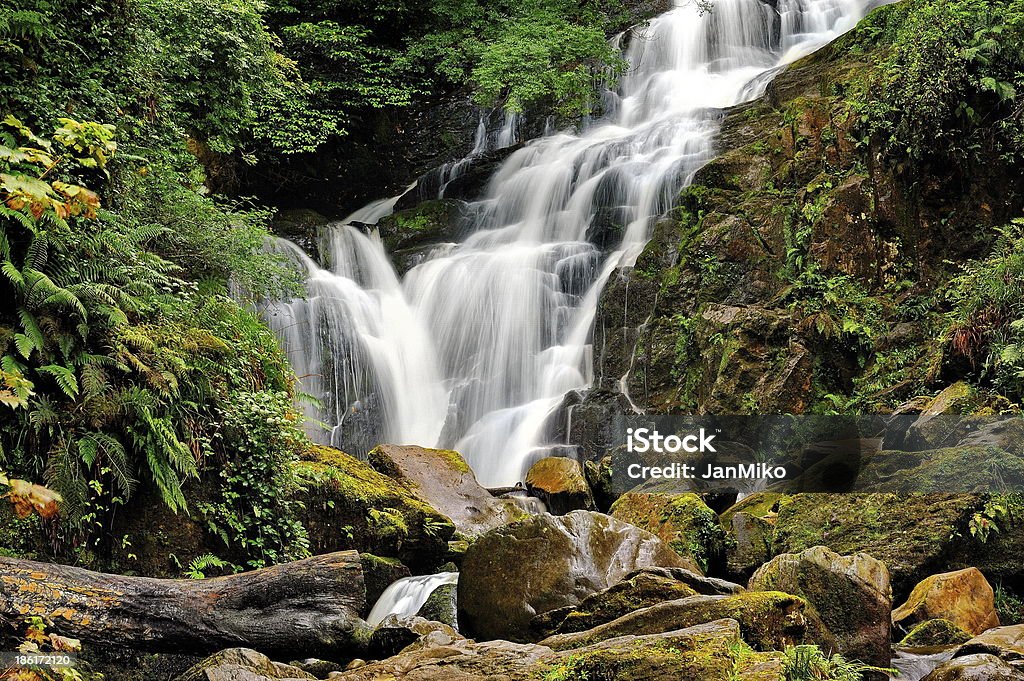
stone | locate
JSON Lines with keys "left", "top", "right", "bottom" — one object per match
{"left": 293, "top": 446, "right": 455, "bottom": 571}
{"left": 958, "top": 624, "right": 1024, "bottom": 661}
{"left": 529, "top": 569, "right": 699, "bottom": 638}
{"left": 326, "top": 618, "right": 748, "bottom": 681}
{"left": 770, "top": 493, "right": 983, "bottom": 596}
{"left": 610, "top": 492, "right": 726, "bottom": 572}
{"left": 900, "top": 619, "right": 973, "bottom": 647}
{"left": 457, "top": 510, "right": 690, "bottom": 641}
{"left": 360, "top": 554, "right": 411, "bottom": 616}
{"left": 893, "top": 568, "right": 1001, "bottom": 637}
{"left": 175, "top": 649, "right": 314, "bottom": 681}
{"left": 727, "top": 512, "right": 775, "bottom": 580}
{"left": 417, "top": 572, "right": 459, "bottom": 630}
{"left": 539, "top": 591, "right": 835, "bottom": 653}
{"left": 525, "top": 456, "right": 595, "bottom": 514}
{"left": 368, "top": 444, "right": 525, "bottom": 536}
{"left": 748, "top": 546, "right": 892, "bottom": 666}
{"left": 583, "top": 456, "right": 618, "bottom": 511}
{"left": 921, "top": 653, "right": 1024, "bottom": 681}
{"left": 367, "top": 615, "right": 462, "bottom": 659}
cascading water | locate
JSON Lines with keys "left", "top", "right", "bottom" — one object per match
{"left": 366, "top": 572, "right": 460, "bottom": 627}
{"left": 267, "top": 0, "right": 891, "bottom": 485}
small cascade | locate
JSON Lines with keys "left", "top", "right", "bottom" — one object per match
{"left": 889, "top": 647, "right": 957, "bottom": 681}
{"left": 366, "top": 572, "right": 460, "bottom": 627}
{"left": 501, "top": 489, "right": 548, "bottom": 515}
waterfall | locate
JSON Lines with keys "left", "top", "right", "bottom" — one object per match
{"left": 267, "top": 0, "right": 889, "bottom": 483}
{"left": 366, "top": 572, "right": 460, "bottom": 627}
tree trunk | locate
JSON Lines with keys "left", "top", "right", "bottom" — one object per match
{"left": 0, "top": 551, "right": 370, "bottom": 657}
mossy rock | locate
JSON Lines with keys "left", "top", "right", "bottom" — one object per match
{"left": 294, "top": 445, "right": 455, "bottom": 571}
{"left": 525, "top": 456, "right": 595, "bottom": 514}
{"left": 900, "top": 619, "right": 972, "bottom": 647}
{"left": 770, "top": 493, "right": 983, "bottom": 597}
{"left": 360, "top": 553, "right": 411, "bottom": 616}
{"left": 610, "top": 492, "right": 726, "bottom": 572}
{"left": 541, "top": 591, "right": 836, "bottom": 654}
{"left": 531, "top": 570, "right": 699, "bottom": 638}
{"left": 376, "top": 199, "right": 464, "bottom": 252}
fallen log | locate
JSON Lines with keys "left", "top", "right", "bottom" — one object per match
{"left": 0, "top": 551, "right": 370, "bottom": 657}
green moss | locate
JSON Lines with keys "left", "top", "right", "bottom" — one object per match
{"left": 540, "top": 633, "right": 735, "bottom": 681}
{"left": 610, "top": 492, "right": 725, "bottom": 571}
{"left": 899, "top": 619, "right": 972, "bottom": 647}
{"left": 721, "top": 492, "right": 785, "bottom": 528}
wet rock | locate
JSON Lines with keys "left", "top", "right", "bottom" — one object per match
{"left": 529, "top": 569, "right": 699, "bottom": 638}
{"left": 175, "top": 649, "right": 315, "bottom": 681}
{"left": 748, "top": 546, "right": 892, "bottom": 666}
{"left": 900, "top": 619, "right": 973, "bottom": 647}
{"left": 368, "top": 444, "right": 525, "bottom": 536}
{"left": 376, "top": 199, "right": 466, "bottom": 253}
{"left": 457, "top": 510, "right": 690, "bottom": 641}
{"left": 727, "top": 512, "right": 775, "bottom": 581}
{"left": 893, "top": 568, "right": 1001, "bottom": 637}
{"left": 289, "top": 659, "right": 345, "bottom": 678}
{"left": 957, "top": 624, "right": 1024, "bottom": 661}
{"left": 367, "top": 616, "right": 462, "bottom": 659}
{"left": 294, "top": 446, "right": 455, "bottom": 572}
{"left": 583, "top": 456, "right": 618, "bottom": 511}
{"left": 525, "top": 456, "right": 595, "bottom": 514}
{"left": 632, "top": 566, "right": 746, "bottom": 597}
{"left": 539, "top": 591, "right": 835, "bottom": 653}
{"left": 360, "top": 555, "right": 411, "bottom": 616}
{"left": 270, "top": 208, "right": 331, "bottom": 262}
{"left": 921, "top": 653, "right": 1024, "bottom": 681}
{"left": 610, "top": 492, "right": 726, "bottom": 572}
{"left": 417, "top": 565, "right": 459, "bottom": 630}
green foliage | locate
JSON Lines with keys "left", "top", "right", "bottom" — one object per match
{"left": 782, "top": 645, "right": 895, "bottom": 681}
{"left": 942, "top": 220, "right": 1024, "bottom": 401}
{"left": 183, "top": 552, "right": 233, "bottom": 579}
{"left": 199, "top": 390, "right": 310, "bottom": 569}
{"left": 995, "top": 583, "right": 1024, "bottom": 625}
{"left": 853, "top": 0, "right": 1024, "bottom": 168}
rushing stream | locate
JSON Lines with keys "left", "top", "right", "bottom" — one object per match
{"left": 267, "top": 0, "right": 891, "bottom": 487}
{"left": 366, "top": 572, "right": 460, "bottom": 627}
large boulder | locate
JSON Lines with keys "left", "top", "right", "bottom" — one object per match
{"left": 921, "top": 654, "right": 1024, "bottom": 681}
{"left": 900, "top": 619, "right": 973, "bottom": 647}
{"left": 525, "top": 456, "right": 595, "bottom": 514}
{"left": 893, "top": 568, "right": 1001, "bottom": 637}
{"left": 539, "top": 591, "right": 834, "bottom": 653}
{"left": 367, "top": 444, "right": 525, "bottom": 536}
{"left": 175, "top": 649, "right": 314, "bottom": 681}
{"left": 326, "top": 618, "right": 750, "bottom": 681}
{"left": 294, "top": 446, "right": 455, "bottom": 571}
{"left": 529, "top": 569, "right": 700, "bottom": 638}
{"left": 958, "top": 624, "right": 1024, "bottom": 661}
{"left": 748, "top": 546, "right": 891, "bottom": 666}
{"left": 610, "top": 492, "right": 726, "bottom": 572}
{"left": 771, "top": 493, "right": 983, "bottom": 596}
{"left": 721, "top": 493, "right": 783, "bottom": 580}
{"left": 457, "top": 510, "right": 690, "bottom": 641}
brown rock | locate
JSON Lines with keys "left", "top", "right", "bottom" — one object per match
{"left": 525, "top": 456, "right": 595, "bottom": 514}
{"left": 457, "top": 510, "right": 690, "bottom": 641}
{"left": 893, "top": 568, "right": 1001, "bottom": 637}
{"left": 921, "top": 653, "right": 1024, "bottom": 681}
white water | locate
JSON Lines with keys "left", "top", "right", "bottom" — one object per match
{"left": 366, "top": 572, "right": 459, "bottom": 627}
{"left": 267, "top": 0, "right": 889, "bottom": 484}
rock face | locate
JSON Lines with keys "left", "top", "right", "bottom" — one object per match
{"left": 176, "top": 649, "right": 314, "bottom": 681}
{"left": 367, "top": 444, "right": 525, "bottom": 536}
{"left": 958, "top": 624, "right": 1024, "bottom": 661}
{"left": 900, "top": 619, "right": 973, "bottom": 647}
{"left": 893, "top": 568, "right": 1001, "bottom": 637}
{"left": 539, "top": 591, "right": 834, "bottom": 653}
{"left": 457, "top": 510, "right": 691, "bottom": 641}
{"left": 327, "top": 618, "right": 748, "bottom": 681}
{"left": 525, "top": 456, "right": 595, "bottom": 514}
{"left": 610, "top": 492, "right": 726, "bottom": 572}
{"left": 748, "top": 546, "right": 891, "bottom": 666}
{"left": 294, "top": 446, "right": 455, "bottom": 571}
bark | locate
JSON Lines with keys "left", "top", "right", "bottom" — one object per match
{"left": 0, "top": 551, "right": 370, "bottom": 656}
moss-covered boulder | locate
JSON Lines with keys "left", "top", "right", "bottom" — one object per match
{"left": 540, "top": 591, "right": 835, "bottom": 654}
{"left": 893, "top": 568, "right": 1001, "bottom": 637}
{"left": 457, "top": 510, "right": 690, "bottom": 641}
{"left": 920, "top": 653, "right": 1024, "bottom": 681}
{"left": 770, "top": 493, "right": 983, "bottom": 596}
{"left": 530, "top": 569, "right": 700, "bottom": 638}
{"left": 958, "top": 624, "right": 1024, "bottom": 660}
{"left": 377, "top": 199, "right": 464, "bottom": 253}
{"left": 175, "top": 648, "right": 314, "bottom": 681}
{"left": 748, "top": 546, "right": 891, "bottom": 666}
{"left": 294, "top": 446, "right": 455, "bottom": 571}
{"left": 722, "top": 493, "right": 783, "bottom": 580}
{"left": 360, "top": 554, "right": 411, "bottom": 616}
{"left": 900, "top": 619, "right": 973, "bottom": 647}
{"left": 525, "top": 456, "right": 595, "bottom": 514}
{"left": 610, "top": 492, "right": 726, "bottom": 572}
{"left": 368, "top": 444, "right": 525, "bottom": 536}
